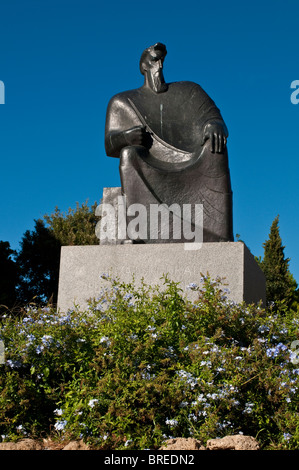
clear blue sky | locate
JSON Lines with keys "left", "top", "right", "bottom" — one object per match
{"left": 0, "top": 0, "right": 299, "bottom": 281}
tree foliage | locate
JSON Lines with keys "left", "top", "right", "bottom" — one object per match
{"left": 0, "top": 241, "right": 18, "bottom": 311}
{"left": 44, "top": 201, "right": 99, "bottom": 246}
{"left": 16, "top": 201, "right": 99, "bottom": 306}
{"left": 15, "top": 220, "right": 61, "bottom": 305}
{"left": 259, "top": 215, "right": 298, "bottom": 311}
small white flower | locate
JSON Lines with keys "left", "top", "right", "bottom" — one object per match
{"left": 54, "top": 420, "right": 67, "bottom": 431}
{"left": 36, "top": 345, "right": 44, "bottom": 354}
{"left": 88, "top": 399, "right": 98, "bottom": 408}
{"left": 165, "top": 418, "right": 178, "bottom": 427}
{"left": 243, "top": 402, "right": 254, "bottom": 414}
{"left": 197, "top": 394, "right": 206, "bottom": 402}
{"left": 180, "top": 401, "right": 188, "bottom": 407}
{"left": 42, "top": 335, "right": 53, "bottom": 343}
{"left": 187, "top": 282, "right": 197, "bottom": 290}
{"left": 146, "top": 325, "right": 156, "bottom": 332}
{"left": 26, "top": 334, "right": 35, "bottom": 344}
{"left": 99, "top": 336, "right": 110, "bottom": 345}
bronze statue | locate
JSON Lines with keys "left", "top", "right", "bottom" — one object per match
{"left": 104, "top": 43, "right": 233, "bottom": 243}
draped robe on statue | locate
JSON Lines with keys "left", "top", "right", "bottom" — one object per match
{"left": 104, "top": 81, "right": 233, "bottom": 243}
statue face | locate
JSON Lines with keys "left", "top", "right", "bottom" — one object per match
{"left": 140, "top": 43, "right": 167, "bottom": 94}
{"left": 144, "top": 54, "right": 167, "bottom": 94}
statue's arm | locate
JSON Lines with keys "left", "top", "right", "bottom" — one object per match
{"left": 105, "top": 127, "right": 147, "bottom": 158}
{"left": 201, "top": 119, "right": 229, "bottom": 154}
{"left": 189, "top": 84, "right": 229, "bottom": 154}
{"left": 105, "top": 129, "right": 128, "bottom": 158}
{"left": 104, "top": 96, "right": 147, "bottom": 158}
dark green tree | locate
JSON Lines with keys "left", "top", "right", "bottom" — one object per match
{"left": 259, "top": 215, "right": 298, "bottom": 310}
{"left": 16, "top": 201, "right": 99, "bottom": 306}
{"left": 0, "top": 241, "right": 18, "bottom": 311}
{"left": 16, "top": 219, "right": 61, "bottom": 305}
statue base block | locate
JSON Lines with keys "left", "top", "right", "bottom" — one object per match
{"left": 57, "top": 242, "right": 266, "bottom": 312}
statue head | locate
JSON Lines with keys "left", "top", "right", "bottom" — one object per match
{"left": 139, "top": 43, "right": 168, "bottom": 94}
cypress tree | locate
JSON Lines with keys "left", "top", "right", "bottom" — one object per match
{"left": 260, "top": 215, "right": 298, "bottom": 310}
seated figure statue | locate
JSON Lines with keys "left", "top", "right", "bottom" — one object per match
{"left": 104, "top": 43, "right": 233, "bottom": 244}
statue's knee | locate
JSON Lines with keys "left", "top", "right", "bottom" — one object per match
{"left": 120, "top": 146, "right": 135, "bottom": 167}
{"left": 120, "top": 146, "right": 145, "bottom": 167}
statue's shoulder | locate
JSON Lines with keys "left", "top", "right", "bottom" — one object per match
{"left": 168, "top": 81, "right": 206, "bottom": 95}
{"left": 107, "top": 88, "right": 141, "bottom": 108}
{"left": 169, "top": 80, "right": 198, "bottom": 87}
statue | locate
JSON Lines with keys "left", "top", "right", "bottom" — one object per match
{"left": 103, "top": 43, "right": 233, "bottom": 244}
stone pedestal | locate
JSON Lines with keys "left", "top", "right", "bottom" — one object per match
{"left": 57, "top": 242, "right": 266, "bottom": 312}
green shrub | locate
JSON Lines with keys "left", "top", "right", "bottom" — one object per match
{"left": 0, "top": 275, "right": 298, "bottom": 449}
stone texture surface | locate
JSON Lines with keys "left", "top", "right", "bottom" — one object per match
{"left": 206, "top": 435, "right": 260, "bottom": 451}
{"left": 0, "top": 439, "right": 91, "bottom": 450}
{"left": 57, "top": 242, "right": 266, "bottom": 312}
{"left": 0, "top": 438, "right": 44, "bottom": 450}
{"left": 159, "top": 438, "right": 206, "bottom": 450}
{"left": 0, "top": 436, "right": 260, "bottom": 450}
{"left": 62, "top": 439, "right": 90, "bottom": 450}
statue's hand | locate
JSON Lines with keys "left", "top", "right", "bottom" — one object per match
{"left": 201, "top": 121, "right": 228, "bottom": 154}
{"left": 124, "top": 126, "right": 148, "bottom": 147}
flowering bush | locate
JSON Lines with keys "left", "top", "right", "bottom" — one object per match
{"left": 0, "top": 275, "right": 298, "bottom": 449}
